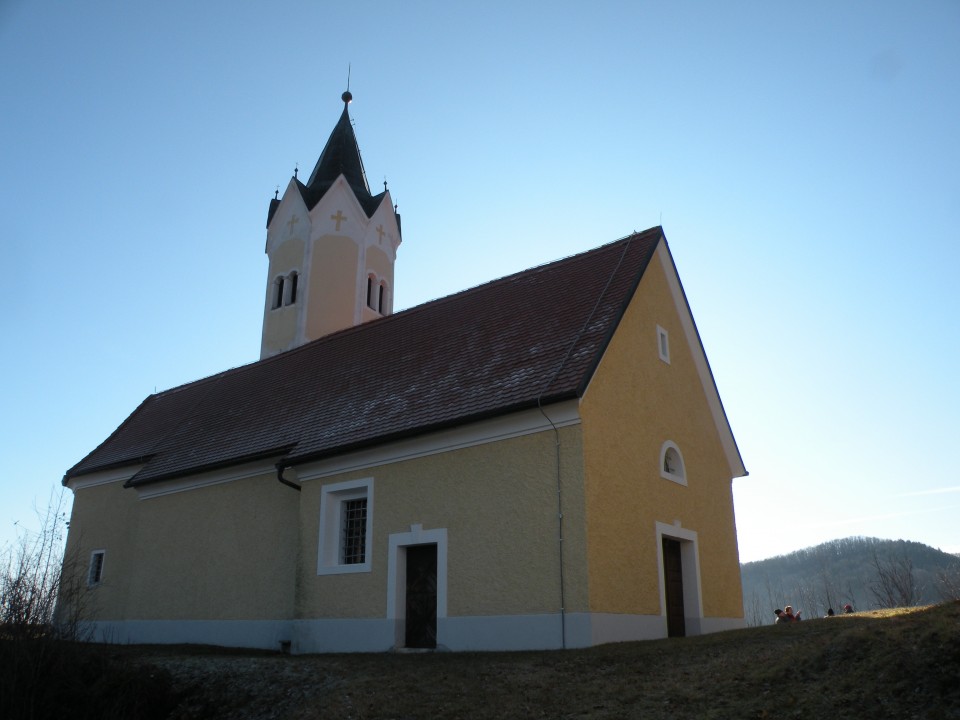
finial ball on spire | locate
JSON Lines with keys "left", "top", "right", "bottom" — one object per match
{"left": 342, "top": 90, "right": 353, "bottom": 105}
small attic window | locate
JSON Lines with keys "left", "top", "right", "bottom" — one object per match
{"left": 660, "top": 441, "right": 687, "bottom": 486}
{"left": 657, "top": 325, "right": 670, "bottom": 364}
{"left": 273, "top": 276, "right": 285, "bottom": 309}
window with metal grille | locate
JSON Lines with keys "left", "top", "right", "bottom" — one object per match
{"left": 340, "top": 498, "right": 368, "bottom": 564}
{"left": 88, "top": 550, "right": 105, "bottom": 586}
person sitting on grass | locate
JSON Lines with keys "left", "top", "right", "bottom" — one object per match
{"left": 783, "top": 605, "right": 801, "bottom": 622}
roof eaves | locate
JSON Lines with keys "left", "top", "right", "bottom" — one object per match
{"left": 124, "top": 444, "right": 299, "bottom": 488}
{"left": 282, "top": 391, "right": 580, "bottom": 469}
{"left": 62, "top": 454, "right": 156, "bottom": 485}
{"left": 61, "top": 394, "right": 160, "bottom": 484}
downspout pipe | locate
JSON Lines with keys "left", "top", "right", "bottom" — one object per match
{"left": 535, "top": 237, "right": 633, "bottom": 651}
{"left": 537, "top": 399, "right": 567, "bottom": 650}
{"left": 276, "top": 462, "right": 301, "bottom": 492}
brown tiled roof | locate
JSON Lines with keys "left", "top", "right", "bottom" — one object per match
{"left": 64, "top": 227, "right": 663, "bottom": 487}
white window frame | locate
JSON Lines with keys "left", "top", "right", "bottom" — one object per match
{"left": 285, "top": 270, "right": 299, "bottom": 305}
{"left": 272, "top": 275, "right": 285, "bottom": 309}
{"left": 317, "top": 477, "right": 374, "bottom": 575}
{"left": 655, "top": 522, "right": 704, "bottom": 633}
{"left": 366, "top": 274, "right": 378, "bottom": 311}
{"left": 87, "top": 549, "right": 106, "bottom": 587}
{"left": 659, "top": 440, "right": 687, "bottom": 486}
{"left": 657, "top": 324, "right": 670, "bottom": 364}
{"left": 386, "top": 525, "right": 448, "bottom": 649}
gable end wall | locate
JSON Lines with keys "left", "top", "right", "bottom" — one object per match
{"left": 580, "top": 241, "right": 744, "bottom": 626}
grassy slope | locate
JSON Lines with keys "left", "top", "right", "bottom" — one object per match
{"left": 144, "top": 602, "right": 960, "bottom": 719}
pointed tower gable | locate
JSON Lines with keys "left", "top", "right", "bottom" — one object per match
{"left": 265, "top": 177, "right": 309, "bottom": 255}
{"left": 260, "top": 92, "right": 402, "bottom": 359}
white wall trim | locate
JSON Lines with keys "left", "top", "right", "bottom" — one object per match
{"left": 78, "top": 620, "right": 294, "bottom": 651}
{"left": 134, "top": 458, "right": 282, "bottom": 500}
{"left": 656, "top": 241, "right": 747, "bottom": 478}
{"left": 317, "top": 477, "right": 374, "bottom": 575}
{"left": 66, "top": 464, "right": 144, "bottom": 491}
{"left": 386, "top": 525, "right": 448, "bottom": 648}
{"left": 297, "top": 400, "right": 581, "bottom": 482}
{"left": 659, "top": 440, "right": 688, "bottom": 486}
{"left": 76, "top": 610, "right": 744, "bottom": 654}
{"left": 655, "top": 521, "right": 705, "bottom": 632}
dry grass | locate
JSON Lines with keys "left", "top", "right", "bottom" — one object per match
{"left": 113, "top": 601, "right": 960, "bottom": 720}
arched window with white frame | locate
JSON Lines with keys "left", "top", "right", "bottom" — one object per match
{"left": 660, "top": 440, "right": 687, "bottom": 486}
{"left": 286, "top": 271, "right": 299, "bottom": 305}
{"left": 366, "top": 274, "right": 377, "bottom": 310}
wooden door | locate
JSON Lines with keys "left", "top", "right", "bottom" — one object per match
{"left": 662, "top": 538, "right": 686, "bottom": 637}
{"left": 405, "top": 544, "right": 437, "bottom": 648}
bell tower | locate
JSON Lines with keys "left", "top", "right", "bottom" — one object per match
{"left": 260, "top": 91, "right": 402, "bottom": 359}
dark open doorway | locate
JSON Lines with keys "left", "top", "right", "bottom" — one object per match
{"left": 405, "top": 544, "right": 437, "bottom": 648}
{"left": 662, "top": 537, "right": 686, "bottom": 637}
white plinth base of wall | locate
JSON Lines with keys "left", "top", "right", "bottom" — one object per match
{"left": 78, "top": 612, "right": 745, "bottom": 653}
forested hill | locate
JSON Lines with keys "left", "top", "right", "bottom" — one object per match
{"left": 740, "top": 536, "right": 960, "bottom": 626}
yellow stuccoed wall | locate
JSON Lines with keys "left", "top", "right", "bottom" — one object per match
{"left": 261, "top": 235, "right": 305, "bottom": 356}
{"left": 580, "top": 243, "right": 743, "bottom": 620}
{"left": 306, "top": 235, "right": 360, "bottom": 340}
{"left": 64, "top": 479, "right": 141, "bottom": 621}
{"left": 296, "top": 427, "right": 590, "bottom": 620}
{"left": 67, "top": 470, "right": 300, "bottom": 622}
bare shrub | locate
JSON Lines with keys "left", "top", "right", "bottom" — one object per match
{"left": 1, "top": 488, "right": 75, "bottom": 636}
{"left": 934, "top": 564, "right": 960, "bottom": 602}
{"left": 869, "top": 548, "right": 921, "bottom": 608}
{"left": 1, "top": 489, "right": 176, "bottom": 720}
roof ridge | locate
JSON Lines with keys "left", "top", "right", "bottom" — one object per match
{"left": 364, "top": 227, "right": 662, "bottom": 325}
{"left": 146, "top": 227, "right": 664, "bottom": 396}
{"left": 65, "top": 227, "right": 666, "bottom": 483}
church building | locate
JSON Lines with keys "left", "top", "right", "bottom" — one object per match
{"left": 62, "top": 92, "right": 748, "bottom": 652}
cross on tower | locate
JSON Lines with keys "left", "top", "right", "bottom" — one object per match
{"left": 376, "top": 225, "right": 385, "bottom": 243}
{"left": 330, "top": 210, "right": 347, "bottom": 231}
{"left": 286, "top": 215, "right": 299, "bottom": 235}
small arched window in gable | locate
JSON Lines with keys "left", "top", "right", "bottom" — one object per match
{"left": 273, "top": 276, "right": 285, "bottom": 309}
{"left": 660, "top": 441, "right": 687, "bottom": 486}
{"left": 286, "top": 271, "right": 299, "bottom": 305}
{"left": 378, "top": 281, "right": 386, "bottom": 314}
{"left": 366, "top": 275, "right": 376, "bottom": 310}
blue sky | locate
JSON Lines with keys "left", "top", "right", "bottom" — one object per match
{"left": 2, "top": 1, "right": 958, "bottom": 563}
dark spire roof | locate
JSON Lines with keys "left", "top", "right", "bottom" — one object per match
{"left": 305, "top": 92, "right": 373, "bottom": 204}
{"left": 63, "top": 229, "right": 666, "bottom": 486}
{"left": 267, "top": 92, "right": 392, "bottom": 227}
